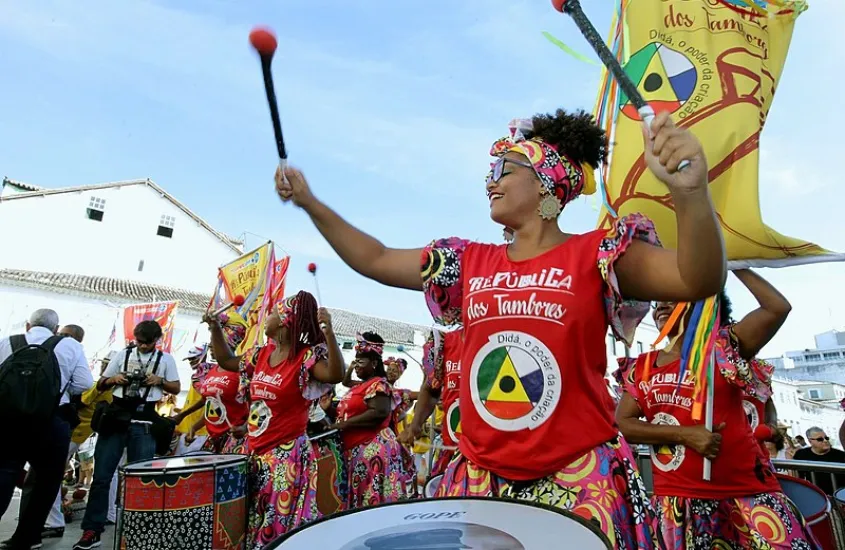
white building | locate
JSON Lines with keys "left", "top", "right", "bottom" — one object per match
{"left": 0, "top": 177, "right": 243, "bottom": 293}
{"left": 0, "top": 268, "right": 429, "bottom": 403}
{"left": 767, "top": 330, "right": 845, "bottom": 386}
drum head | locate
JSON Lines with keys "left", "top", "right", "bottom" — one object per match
{"left": 268, "top": 497, "right": 611, "bottom": 549}
{"left": 424, "top": 474, "right": 444, "bottom": 498}
{"left": 835, "top": 487, "right": 845, "bottom": 504}
{"left": 123, "top": 453, "right": 246, "bottom": 473}
{"left": 777, "top": 474, "right": 828, "bottom": 519}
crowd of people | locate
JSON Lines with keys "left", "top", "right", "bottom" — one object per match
{"left": 0, "top": 108, "right": 840, "bottom": 550}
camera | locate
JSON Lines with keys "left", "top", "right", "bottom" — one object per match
{"left": 124, "top": 369, "right": 148, "bottom": 399}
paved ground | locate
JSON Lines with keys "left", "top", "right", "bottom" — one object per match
{"left": 0, "top": 491, "right": 115, "bottom": 550}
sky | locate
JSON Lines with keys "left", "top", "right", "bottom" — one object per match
{"left": 0, "top": 0, "right": 842, "bottom": 358}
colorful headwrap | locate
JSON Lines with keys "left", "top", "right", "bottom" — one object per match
{"left": 219, "top": 310, "right": 247, "bottom": 350}
{"left": 276, "top": 295, "right": 298, "bottom": 328}
{"left": 355, "top": 332, "right": 384, "bottom": 357}
{"left": 384, "top": 357, "right": 408, "bottom": 374}
{"left": 489, "top": 118, "right": 596, "bottom": 214}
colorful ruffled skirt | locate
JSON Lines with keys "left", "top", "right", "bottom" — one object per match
{"left": 430, "top": 447, "right": 456, "bottom": 478}
{"left": 345, "top": 428, "right": 415, "bottom": 508}
{"left": 435, "top": 435, "right": 663, "bottom": 550}
{"left": 201, "top": 432, "right": 248, "bottom": 455}
{"left": 248, "top": 434, "right": 319, "bottom": 549}
{"left": 654, "top": 493, "right": 821, "bottom": 550}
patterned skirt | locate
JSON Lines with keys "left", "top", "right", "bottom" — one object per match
{"left": 430, "top": 447, "right": 456, "bottom": 478}
{"left": 248, "top": 434, "right": 320, "bottom": 549}
{"left": 435, "top": 435, "right": 663, "bottom": 550}
{"left": 346, "top": 428, "right": 415, "bottom": 508}
{"left": 654, "top": 493, "right": 821, "bottom": 550}
{"left": 202, "top": 432, "right": 248, "bottom": 455}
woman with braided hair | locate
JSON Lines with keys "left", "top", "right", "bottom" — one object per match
{"left": 274, "top": 108, "right": 725, "bottom": 547}
{"left": 205, "top": 290, "right": 344, "bottom": 548}
{"left": 331, "top": 331, "right": 414, "bottom": 507}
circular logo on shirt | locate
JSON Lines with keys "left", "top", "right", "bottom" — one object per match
{"left": 469, "top": 331, "right": 561, "bottom": 432}
{"left": 204, "top": 394, "right": 228, "bottom": 427}
{"left": 743, "top": 399, "right": 760, "bottom": 430}
{"left": 650, "top": 412, "right": 685, "bottom": 472}
{"left": 248, "top": 400, "right": 272, "bottom": 437}
{"left": 446, "top": 399, "right": 462, "bottom": 443}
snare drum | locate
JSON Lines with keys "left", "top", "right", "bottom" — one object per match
{"left": 424, "top": 474, "right": 443, "bottom": 498}
{"left": 117, "top": 454, "right": 248, "bottom": 550}
{"left": 309, "top": 429, "right": 345, "bottom": 516}
{"left": 777, "top": 473, "right": 836, "bottom": 550}
{"left": 266, "top": 497, "right": 611, "bottom": 549}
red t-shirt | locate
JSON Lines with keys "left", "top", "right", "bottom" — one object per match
{"left": 337, "top": 377, "right": 393, "bottom": 449}
{"left": 440, "top": 331, "right": 463, "bottom": 448}
{"left": 200, "top": 366, "right": 248, "bottom": 439}
{"left": 245, "top": 342, "right": 329, "bottom": 456}
{"left": 619, "top": 352, "right": 780, "bottom": 499}
{"left": 744, "top": 395, "right": 770, "bottom": 457}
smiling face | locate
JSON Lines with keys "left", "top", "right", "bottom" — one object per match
{"left": 353, "top": 356, "right": 376, "bottom": 381}
{"left": 486, "top": 152, "right": 545, "bottom": 229}
{"left": 386, "top": 362, "right": 403, "bottom": 384}
{"left": 652, "top": 301, "right": 677, "bottom": 334}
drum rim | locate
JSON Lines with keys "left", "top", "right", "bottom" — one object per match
{"left": 266, "top": 496, "right": 612, "bottom": 549}
{"left": 120, "top": 452, "right": 248, "bottom": 474}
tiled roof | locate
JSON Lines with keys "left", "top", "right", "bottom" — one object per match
{"left": 0, "top": 178, "right": 243, "bottom": 252}
{"left": 0, "top": 269, "right": 428, "bottom": 345}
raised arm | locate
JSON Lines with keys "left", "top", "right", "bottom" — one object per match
{"left": 615, "top": 112, "right": 726, "bottom": 302}
{"left": 204, "top": 315, "right": 242, "bottom": 372}
{"left": 616, "top": 393, "right": 724, "bottom": 459}
{"left": 730, "top": 269, "right": 791, "bottom": 359}
{"left": 311, "top": 308, "right": 345, "bottom": 384}
{"left": 342, "top": 363, "right": 362, "bottom": 389}
{"left": 276, "top": 166, "right": 422, "bottom": 290}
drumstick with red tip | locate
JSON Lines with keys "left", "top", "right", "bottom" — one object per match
{"left": 308, "top": 263, "right": 328, "bottom": 331}
{"left": 550, "top": 0, "right": 689, "bottom": 169}
{"left": 211, "top": 294, "right": 245, "bottom": 317}
{"left": 249, "top": 26, "right": 288, "bottom": 173}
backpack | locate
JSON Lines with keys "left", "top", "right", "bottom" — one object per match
{"left": 0, "top": 334, "right": 65, "bottom": 422}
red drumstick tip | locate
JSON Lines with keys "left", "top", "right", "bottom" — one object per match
{"left": 249, "top": 26, "right": 278, "bottom": 56}
{"left": 307, "top": 262, "right": 317, "bottom": 274}
{"left": 233, "top": 294, "right": 246, "bottom": 307}
{"left": 551, "top": 0, "right": 568, "bottom": 12}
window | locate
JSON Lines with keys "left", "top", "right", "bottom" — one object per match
{"left": 808, "top": 389, "right": 821, "bottom": 399}
{"left": 806, "top": 354, "right": 821, "bottom": 361}
{"left": 342, "top": 341, "right": 354, "bottom": 350}
{"left": 636, "top": 341, "right": 644, "bottom": 354}
{"left": 823, "top": 352, "right": 841, "bottom": 360}
{"left": 138, "top": 260, "right": 144, "bottom": 272}
{"left": 157, "top": 214, "right": 175, "bottom": 238}
{"left": 86, "top": 196, "right": 106, "bottom": 221}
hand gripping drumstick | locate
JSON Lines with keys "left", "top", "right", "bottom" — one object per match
{"left": 249, "top": 27, "right": 289, "bottom": 174}
{"left": 551, "top": 0, "right": 690, "bottom": 170}
{"left": 210, "top": 294, "right": 245, "bottom": 317}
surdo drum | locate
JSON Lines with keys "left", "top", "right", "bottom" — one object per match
{"left": 267, "top": 497, "right": 612, "bottom": 549}
{"left": 117, "top": 454, "right": 248, "bottom": 550}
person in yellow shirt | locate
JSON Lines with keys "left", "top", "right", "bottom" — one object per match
{"left": 396, "top": 405, "right": 444, "bottom": 488}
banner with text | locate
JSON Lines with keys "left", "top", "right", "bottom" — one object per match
{"left": 122, "top": 301, "right": 178, "bottom": 352}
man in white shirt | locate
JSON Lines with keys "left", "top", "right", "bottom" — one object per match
{"left": 0, "top": 309, "right": 94, "bottom": 550}
{"left": 74, "top": 320, "right": 180, "bottom": 550}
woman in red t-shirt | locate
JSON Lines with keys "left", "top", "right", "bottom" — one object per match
{"left": 206, "top": 291, "right": 344, "bottom": 548}
{"left": 615, "top": 271, "right": 819, "bottom": 549}
{"left": 272, "top": 108, "right": 725, "bottom": 548}
{"left": 332, "top": 332, "right": 413, "bottom": 508}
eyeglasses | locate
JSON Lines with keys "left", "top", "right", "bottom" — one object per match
{"left": 486, "top": 157, "right": 535, "bottom": 185}
{"left": 811, "top": 437, "right": 830, "bottom": 442}
{"left": 135, "top": 339, "right": 155, "bottom": 346}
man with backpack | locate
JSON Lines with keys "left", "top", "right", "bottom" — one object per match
{"left": 0, "top": 309, "right": 94, "bottom": 550}
{"left": 73, "top": 320, "right": 180, "bottom": 550}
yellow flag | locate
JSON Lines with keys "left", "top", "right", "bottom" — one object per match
{"left": 596, "top": 0, "right": 841, "bottom": 267}
{"left": 176, "top": 386, "right": 208, "bottom": 436}
{"left": 216, "top": 242, "right": 276, "bottom": 354}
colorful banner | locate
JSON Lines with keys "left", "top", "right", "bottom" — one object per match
{"left": 593, "top": 0, "right": 842, "bottom": 267}
{"left": 270, "top": 255, "right": 290, "bottom": 305}
{"left": 122, "top": 301, "right": 179, "bottom": 352}
{"left": 213, "top": 242, "right": 276, "bottom": 354}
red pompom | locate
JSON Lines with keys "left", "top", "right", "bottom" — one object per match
{"left": 551, "top": 0, "right": 568, "bottom": 12}
{"left": 307, "top": 262, "right": 317, "bottom": 274}
{"left": 754, "top": 424, "right": 774, "bottom": 442}
{"left": 233, "top": 294, "right": 245, "bottom": 307}
{"left": 249, "top": 26, "right": 278, "bottom": 56}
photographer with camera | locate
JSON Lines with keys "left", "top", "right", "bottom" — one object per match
{"left": 73, "top": 320, "right": 180, "bottom": 550}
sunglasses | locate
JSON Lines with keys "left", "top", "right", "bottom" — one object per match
{"left": 486, "top": 157, "right": 535, "bottom": 185}
{"left": 135, "top": 339, "right": 156, "bottom": 346}
{"left": 811, "top": 437, "right": 830, "bottom": 442}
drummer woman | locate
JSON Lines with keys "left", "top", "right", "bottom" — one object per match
{"left": 176, "top": 315, "right": 250, "bottom": 454}
{"left": 274, "top": 109, "right": 724, "bottom": 547}
{"left": 206, "top": 291, "right": 344, "bottom": 547}
{"left": 615, "top": 271, "right": 819, "bottom": 548}
{"left": 331, "top": 332, "right": 413, "bottom": 507}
